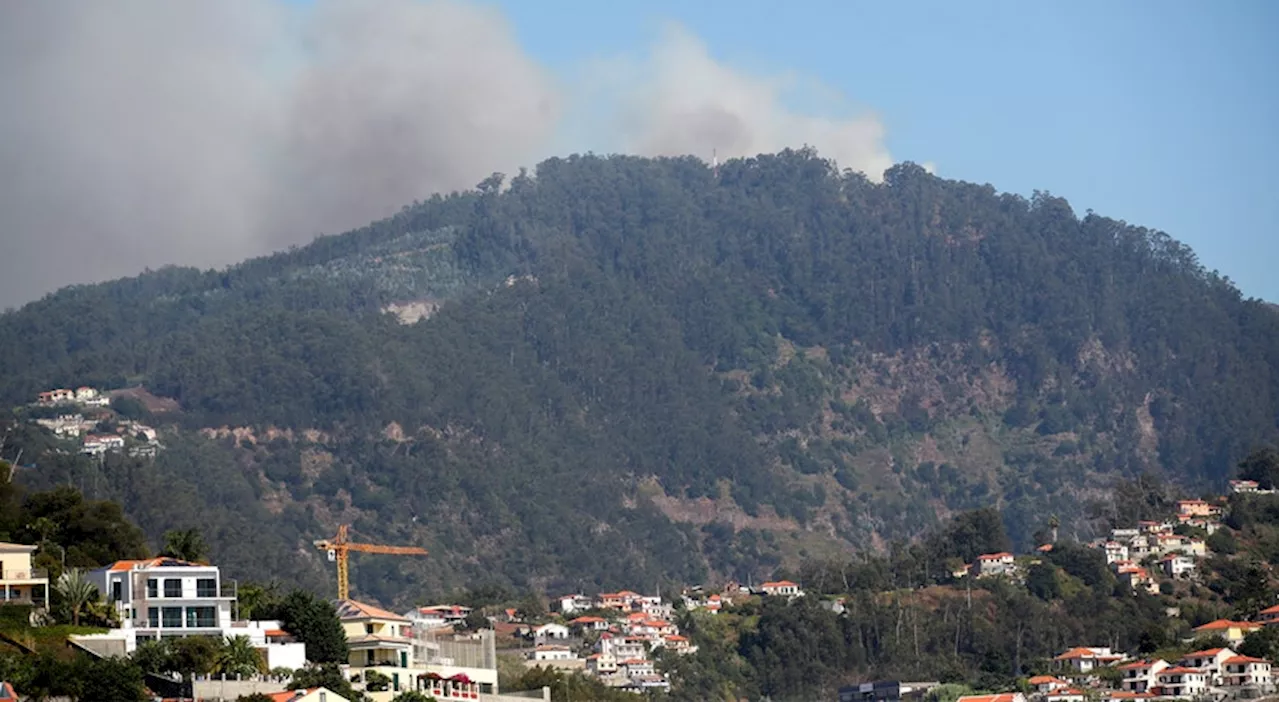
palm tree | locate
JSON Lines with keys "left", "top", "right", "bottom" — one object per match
{"left": 54, "top": 568, "right": 100, "bottom": 626}
{"left": 217, "top": 635, "right": 266, "bottom": 677}
{"left": 160, "top": 528, "right": 209, "bottom": 563}
{"left": 235, "top": 581, "right": 281, "bottom": 621}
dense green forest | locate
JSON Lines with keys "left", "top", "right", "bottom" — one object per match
{"left": 1, "top": 150, "right": 1274, "bottom": 603}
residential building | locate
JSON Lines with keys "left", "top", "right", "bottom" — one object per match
{"left": 533, "top": 623, "right": 570, "bottom": 643}
{"left": 81, "top": 433, "right": 126, "bottom": 455}
{"left": 1115, "top": 565, "right": 1158, "bottom": 595}
{"left": 1221, "top": 655, "right": 1272, "bottom": 687}
{"left": 1228, "top": 480, "right": 1259, "bottom": 494}
{"left": 335, "top": 599, "right": 418, "bottom": 698}
{"left": 0, "top": 542, "right": 48, "bottom": 608}
{"left": 87, "top": 557, "right": 233, "bottom": 643}
{"left": 620, "top": 658, "right": 655, "bottom": 678}
{"left": 530, "top": 645, "right": 575, "bottom": 662}
{"left": 1154, "top": 666, "right": 1207, "bottom": 698}
{"left": 1052, "top": 647, "right": 1125, "bottom": 673}
{"left": 586, "top": 653, "right": 618, "bottom": 676}
{"left": 1044, "top": 689, "right": 1084, "bottom": 702}
{"left": 405, "top": 604, "right": 471, "bottom": 630}
{"left": 34, "top": 414, "right": 89, "bottom": 437}
{"left": 598, "top": 634, "right": 646, "bottom": 662}
{"left": 1102, "top": 542, "right": 1128, "bottom": 564}
{"left": 1258, "top": 604, "right": 1278, "bottom": 626}
{"left": 1105, "top": 693, "right": 1154, "bottom": 701}
{"left": 972, "top": 553, "right": 1016, "bottom": 578}
{"left": 1160, "top": 554, "right": 1195, "bottom": 579}
{"left": 1026, "top": 675, "right": 1069, "bottom": 693}
{"left": 598, "top": 591, "right": 644, "bottom": 611}
{"left": 557, "top": 594, "right": 594, "bottom": 614}
{"left": 760, "top": 580, "right": 803, "bottom": 597}
{"left": 567, "top": 616, "right": 609, "bottom": 633}
{"left": 1191, "top": 620, "right": 1263, "bottom": 646}
{"left": 266, "top": 688, "right": 352, "bottom": 702}
{"left": 36, "top": 389, "right": 76, "bottom": 404}
{"left": 659, "top": 634, "right": 695, "bottom": 654}
{"left": 1179, "top": 647, "right": 1236, "bottom": 683}
{"left": 955, "top": 694, "right": 1026, "bottom": 702}
{"left": 837, "top": 680, "right": 940, "bottom": 702}
{"left": 1117, "top": 659, "right": 1169, "bottom": 693}
{"left": 1176, "top": 499, "right": 1221, "bottom": 518}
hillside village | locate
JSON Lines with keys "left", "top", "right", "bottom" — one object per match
{"left": 24, "top": 386, "right": 164, "bottom": 459}
{"left": 0, "top": 386, "right": 1275, "bottom": 701}
{"left": 837, "top": 484, "right": 1279, "bottom": 702}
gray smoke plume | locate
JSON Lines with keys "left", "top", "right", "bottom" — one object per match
{"left": 0, "top": 2, "right": 894, "bottom": 309}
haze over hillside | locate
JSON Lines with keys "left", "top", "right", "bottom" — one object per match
{"left": 1, "top": 150, "right": 1274, "bottom": 605}
{"left": 0, "top": 2, "right": 894, "bottom": 308}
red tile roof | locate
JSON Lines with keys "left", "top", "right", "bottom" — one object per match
{"left": 956, "top": 694, "right": 1021, "bottom": 702}
{"left": 977, "top": 552, "right": 1014, "bottom": 560}
{"left": 1194, "top": 619, "right": 1261, "bottom": 632}
{"left": 267, "top": 689, "right": 317, "bottom": 702}
{"left": 1160, "top": 666, "right": 1203, "bottom": 675}
{"left": 1182, "top": 648, "right": 1228, "bottom": 658}
{"left": 1118, "top": 659, "right": 1164, "bottom": 670}
{"left": 334, "top": 599, "right": 408, "bottom": 622}
{"left": 106, "top": 557, "right": 204, "bottom": 571}
{"left": 1223, "top": 655, "right": 1270, "bottom": 665}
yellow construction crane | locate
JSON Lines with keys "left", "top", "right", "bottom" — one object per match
{"left": 313, "top": 524, "right": 428, "bottom": 600}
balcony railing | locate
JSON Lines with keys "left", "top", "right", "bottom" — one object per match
{"left": 0, "top": 569, "right": 49, "bottom": 581}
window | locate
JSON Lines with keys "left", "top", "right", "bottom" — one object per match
{"left": 196, "top": 578, "right": 217, "bottom": 598}
{"left": 146, "top": 579, "right": 158, "bottom": 598}
{"left": 163, "top": 578, "right": 182, "bottom": 598}
{"left": 147, "top": 607, "right": 158, "bottom": 626}
{"left": 110, "top": 580, "right": 122, "bottom": 602}
{"left": 186, "top": 606, "right": 216, "bottom": 628}
{"left": 161, "top": 607, "right": 183, "bottom": 628}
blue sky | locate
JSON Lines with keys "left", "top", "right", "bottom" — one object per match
{"left": 495, "top": 0, "right": 1278, "bottom": 301}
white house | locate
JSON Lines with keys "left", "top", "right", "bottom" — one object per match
{"left": 1179, "top": 647, "right": 1236, "bottom": 683}
{"left": 533, "top": 623, "right": 570, "bottom": 643}
{"left": 1160, "top": 554, "right": 1195, "bottom": 579}
{"left": 1044, "top": 689, "right": 1085, "bottom": 702}
{"left": 74, "top": 558, "right": 303, "bottom": 668}
{"left": 759, "top": 580, "right": 803, "bottom": 597}
{"left": 86, "top": 557, "right": 233, "bottom": 644}
{"left": 1102, "top": 542, "right": 1129, "bottom": 564}
{"left": 557, "top": 594, "right": 594, "bottom": 614}
{"left": 585, "top": 653, "right": 617, "bottom": 676}
{"left": 567, "top": 616, "right": 609, "bottom": 633}
{"left": 1155, "top": 666, "right": 1208, "bottom": 698}
{"left": 1027, "top": 675, "right": 1069, "bottom": 694}
{"left": 1229, "top": 479, "right": 1259, "bottom": 493}
{"left": 404, "top": 604, "right": 471, "bottom": 630}
{"left": 530, "top": 644, "right": 576, "bottom": 662}
{"left": 1117, "top": 659, "right": 1169, "bottom": 692}
{"left": 1053, "top": 647, "right": 1125, "bottom": 673}
{"left": 620, "top": 659, "right": 655, "bottom": 678}
{"left": 972, "top": 553, "right": 1016, "bottom": 578}
{"left": 1221, "top": 655, "right": 1272, "bottom": 687}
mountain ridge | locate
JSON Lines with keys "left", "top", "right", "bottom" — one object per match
{"left": 2, "top": 150, "right": 1274, "bottom": 605}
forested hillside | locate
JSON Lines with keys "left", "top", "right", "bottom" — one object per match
{"left": 1, "top": 150, "right": 1274, "bottom": 604}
